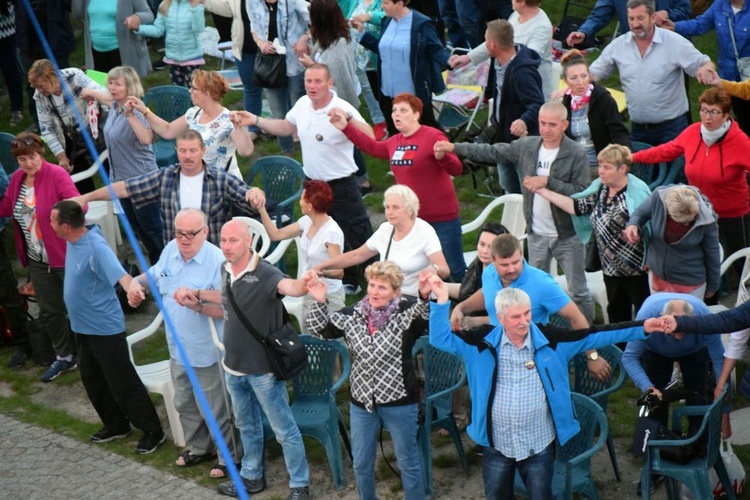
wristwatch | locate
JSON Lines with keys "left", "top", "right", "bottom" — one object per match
{"left": 345, "top": 111, "right": 353, "bottom": 122}
{"left": 586, "top": 351, "right": 599, "bottom": 361}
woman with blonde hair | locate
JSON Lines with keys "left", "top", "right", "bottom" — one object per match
{"left": 536, "top": 144, "right": 651, "bottom": 323}
{"left": 313, "top": 184, "right": 449, "bottom": 297}
{"left": 128, "top": 69, "right": 255, "bottom": 178}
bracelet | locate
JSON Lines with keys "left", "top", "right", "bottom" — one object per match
{"left": 197, "top": 302, "right": 204, "bottom": 314}
{"left": 125, "top": 113, "right": 134, "bottom": 117}
{"left": 431, "top": 263, "right": 439, "bottom": 274}
{"left": 256, "top": 115, "right": 261, "bottom": 128}
{"left": 143, "top": 108, "right": 151, "bottom": 117}
{"left": 196, "top": 289, "right": 201, "bottom": 301}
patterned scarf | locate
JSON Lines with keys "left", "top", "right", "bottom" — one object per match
{"left": 360, "top": 295, "right": 400, "bottom": 334}
{"left": 566, "top": 83, "right": 593, "bottom": 112}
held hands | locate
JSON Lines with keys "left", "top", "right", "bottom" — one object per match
{"left": 448, "top": 54, "right": 471, "bottom": 69}
{"left": 174, "top": 286, "right": 200, "bottom": 310}
{"left": 349, "top": 19, "right": 365, "bottom": 33}
{"left": 509, "top": 119, "right": 528, "bottom": 138}
{"left": 230, "top": 110, "right": 257, "bottom": 128}
{"left": 622, "top": 225, "right": 641, "bottom": 244}
{"left": 245, "top": 187, "right": 266, "bottom": 209}
{"left": 433, "top": 140, "right": 455, "bottom": 156}
{"left": 126, "top": 96, "right": 147, "bottom": 115}
{"left": 127, "top": 279, "right": 146, "bottom": 308}
{"left": 425, "top": 274, "right": 448, "bottom": 303}
{"left": 522, "top": 175, "right": 547, "bottom": 193}
{"left": 697, "top": 67, "right": 721, "bottom": 87}
{"left": 653, "top": 10, "right": 669, "bottom": 26}
{"left": 304, "top": 270, "right": 328, "bottom": 303}
{"left": 328, "top": 107, "right": 349, "bottom": 130}
{"left": 124, "top": 14, "right": 141, "bottom": 31}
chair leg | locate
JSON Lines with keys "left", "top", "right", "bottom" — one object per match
{"left": 417, "top": 424, "right": 433, "bottom": 497}
{"left": 338, "top": 416, "right": 352, "bottom": 460}
{"left": 445, "top": 417, "right": 469, "bottom": 474}
{"left": 713, "top": 457, "right": 738, "bottom": 500}
{"left": 606, "top": 434, "right": 621, "bottom": 481}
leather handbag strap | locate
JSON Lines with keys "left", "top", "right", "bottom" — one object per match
{"left": 224, "top": 271, "right": 291, "bottom": 345}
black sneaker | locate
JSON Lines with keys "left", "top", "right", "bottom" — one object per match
{"left": 135, "top": 430, "right": 166, "bottom": 454}
{"left": 217, "top": 477, "right": 266, "bottom": 497}
{"left": 152, "top": 59, "right": 167, "bottom": 70}
{"left": 91, "top": 426, "right": 132, "bottom": 443}
{"left": 7, "top": 350, "right": 29, "bottom": 369}
{"left": 287, "top": 486, "right": 310, "bottom": 500}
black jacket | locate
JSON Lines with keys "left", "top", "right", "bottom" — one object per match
{"left": 563, "top": 83, "right": 631, "bottom": 154}
{"left": 14, "top": 0, "right": 74, "bottom": 58}
{"left": 489, "top": 44, "right": 544, "bottom": 144}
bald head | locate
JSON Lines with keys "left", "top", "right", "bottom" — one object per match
{"left": 220, "top": 219, "right": 253, "bottom": 266}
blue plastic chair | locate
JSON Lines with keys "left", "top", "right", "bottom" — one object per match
{"left": 642, "top": 387, "right": 736, "bottom": 500}
{"left": 0, "top": 132, "right": 19, "bottom": 176}
{"left": 246, "top": 156, "right": 305, "bottom": 228}
{"left": 142, "top": 86, "right": 192, "bottom": 167}
{"left": 570, "top": 345, "right": 626, "bottom": 482}
{"left": 290, "top": 335, "right": 352, "bottom": 490}
{"left": 412, "top": 336, "right": 469, "bottom": 496}
{"left": 631, "top": 141, "right": 668, "bottom": 190}
{"left": 661, "top": 155, "right": 687, "bottom": 186}
{"left": 514, "top": 393, "right": 609, "bottom": 499}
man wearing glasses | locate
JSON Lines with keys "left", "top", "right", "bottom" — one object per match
{"left": 69, "top": 129, "right": 264, "bottom": 248}
{"left": 127, "top": 208, "right": 242, "bottom": 474}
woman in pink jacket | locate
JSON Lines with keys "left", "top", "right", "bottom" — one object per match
{"left": 632, "top": 87, "right": 750, "bottom": 265}
{"left": 0, "top": 132, "right": 81, "bottom": 382}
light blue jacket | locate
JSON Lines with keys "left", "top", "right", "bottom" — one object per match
{"left": 675, "top": 0, "right": 750, "bottom": 81}
{"left": 249, "top": 0, "right": 310, "bottom": 77}
{"left": 429, "top": 301, "right": 648, "bottom": 447}
{"left": 137, "top": 0, "right": 206, "bottom": 62}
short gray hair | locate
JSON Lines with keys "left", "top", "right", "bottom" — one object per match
{"left": 494, "top": 287, "right": 531, "bottom": 317}
{"left": 661, "top": 299, "right": 694, "bottom": 316}
{"left": 107, "top": 66, "right": 144, "bottom": 98}
{"left": 539, "top": 100, "right": 568, "bottom": 121}
{"left": 383, "top": 185, "right": 420, "bottom": 219}
{"left": 664, "top": 186, "right": 700, "bottom": 224}
{"left": 175, "top": 208, "right": 208, "bottom": 226}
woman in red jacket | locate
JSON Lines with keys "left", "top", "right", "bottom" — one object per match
{"left": 632, "top": 87, "right": 750, "bottom": 263}
{"left": 0, "top": 133, "right": 81, "bottom": 382}
{"left": 329, "top": 92, "right": 466, "bottom": 282}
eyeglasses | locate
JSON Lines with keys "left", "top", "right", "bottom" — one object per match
{"left": 699, "top": 108, "right": 724, "bottom": 116}
{"left": 174, "top": 227, "right": 206, "bottom": 240}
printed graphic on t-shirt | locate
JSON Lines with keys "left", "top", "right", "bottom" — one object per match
{"left": 391, "top": 145, "right": 417, "bottom": 165}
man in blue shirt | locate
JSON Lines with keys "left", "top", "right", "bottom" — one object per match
{"left": 128, "top": 208, "right": 242, "bottom": 476}
{"left": 50, "top": 200, "right": 165, "bottom": 454}
{"left": 0, "top": 162, "right": 31, "bottom": 368}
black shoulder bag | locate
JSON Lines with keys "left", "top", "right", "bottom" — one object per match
{"left": 252, "top": 1, "right": 289, "bottom": 88}
{"left": 224, "top": 273, "right": 307, "bottom": 380}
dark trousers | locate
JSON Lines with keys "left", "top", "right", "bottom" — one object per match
{"left": 0, "top": 34, "right": 24, "bottom": 113}
{"left": 631, "top": 114, "right": 689, "bottom": 147}
{"left": 76, "top": 332, "right": 162, "bottom": 434}
{"left": 602, "top": 273, "right": 651, "bottom": 324}
{"left": 641, "top": 347, "right": 709, "bottom": 430}
{"left": 718, "top": 213, "right": 750, "bottom": 277}
{"left": 27, "top": 258, "right": 74, "bottom": 358}
{"left": 120, "top": 198, "right": 164, "bottom": 264}
{"left": 731, "top": 96, "right": 750, "bottom": 138}
{"left": 91, "top": 49, "right": 122, "bottom": 74}
{"left": 378, "top": 93, "right": 443, "bottom": 137}
{"left": 326, "top": 175, "right": 374, "bottom": 287}
{"left": 0, "top": 229, "right": 29, "bottom": 351}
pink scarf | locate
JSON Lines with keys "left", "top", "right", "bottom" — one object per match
{"left": 360, "top": 295, "right": 400, "bottom": 334}
{"left": 566, "top": 84, "right": 593, "bottom": 112}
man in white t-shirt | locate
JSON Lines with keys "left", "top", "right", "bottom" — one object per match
{"left": 234, "top": 63, "right": 375, "bottom": 292}
{"left": 435, "top": 101, "right": 595, "bottom": 323}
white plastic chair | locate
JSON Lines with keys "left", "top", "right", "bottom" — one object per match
{"left": 550, "top": 257, "right": 610, "bottom": 324}
{"left": 126, "top": 312, "right": 186, "bottom": 446}
{"left": 461, "top": 194, "right": 525, "bottom": 265}
{"left": 232, "top": 216, "right": 272, "bottom": 257}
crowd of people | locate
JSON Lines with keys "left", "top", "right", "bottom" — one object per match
{"left": 2, "top": 0, "right": 750, "bottom": 498}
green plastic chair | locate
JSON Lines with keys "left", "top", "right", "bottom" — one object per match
{"left": 641, "top": 387, "right": 736, "bottom": 500}
{"left": 0, "top": 132, "right": 18, "bottom": 175}
{"left": 570, "top": 345, "right": 626, "bottom": 482}
{"left": 412, "top": 336, "right": 469, "bottom": 496}
{"left": 142, "top": 86, "right": 192, "bottom": 167}
{"left": 630, "top": 141, "right": 668, "bottom": 190}
{"left": 514, "top": 393, "right": 609, "bottom": 499}
{"left": 245, "top": 156, "right": 305, "bottom": 228}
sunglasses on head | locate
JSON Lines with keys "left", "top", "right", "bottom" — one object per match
{"left": 12, "top": 136, "right": 43, "bottom": 148}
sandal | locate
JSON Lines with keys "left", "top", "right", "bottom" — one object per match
{"left": 438, "top": 414, "right": 468, "bottom": 437}
{"left": 209, "top": 462, "right": 241, "bottom": 479}
{"left": 175, "top": 451, "right": 216, "bottom": 467}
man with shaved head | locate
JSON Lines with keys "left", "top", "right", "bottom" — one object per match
{"left": 213, "top": 219, "right": 311, "bottom": 499}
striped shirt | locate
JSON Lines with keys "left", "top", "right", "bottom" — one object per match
{"left": 13, "top": 184, "right": 46, "bottom": 263}
{"left": 124, "top": 163, "right": 253, "bottom": 245}
{"left": 574, "top": 184, "right": 645, "bottom": 277}
{"left": 104, "top": 103, "right": 158, "bottom": 182}
{"left": 491, "top": 333, "right": 555, "bottom": 460}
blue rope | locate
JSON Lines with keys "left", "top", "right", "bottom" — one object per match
{"left": 18, "top": 2, "right": 249, "bottom": 497}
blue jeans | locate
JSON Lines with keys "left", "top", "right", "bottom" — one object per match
{"left": 429, "top": 218, "right": 466, "bottom": 282}
{"left": 438, "top": 0, "right": 482, "bottom": 48}
{"left": 120, "top": 198, "right": 164, "bottom": 264}
{"left": 631, "top": 114, "right": 689, "bottom": 147}
{"left": 265, "top": 72, "right": 305, "bottom": 153}
{"left": 357, "top": 68, "right": 384, "bottom": 124}
{"left": 497, "top": 162, "right": 522, "bottom": 194}
{"left": 235, "top": 51, "right": 264, "bottom": 135}
{"left": 224, "top": 372, "right": 309, "bottom": 488}
{"left": 350, "top": 403, "right": 424, "bottom": 500}
{"left": 482, "top": 441, "right": 555, "bottom": 499}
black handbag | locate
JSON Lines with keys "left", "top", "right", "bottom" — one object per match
{"left": 224, "top": 273, "right": 306, "bottom": 380}
{"left": 252, "top": 53, "right": 287, "bottom": 88}
{"left": 584, "top": 239, "right": 601, "bottom": 273}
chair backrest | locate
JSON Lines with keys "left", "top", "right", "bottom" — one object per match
{"left": 142, "top": 86, "right": 193, "bottom": 123}
{"left": 246, "top": 156, "right": 305, "bottom": 220}
{"left": 461, "top": 193, "right": 526, "bottom": 240}
{"left": 570, "top": 345, "right": 625, "bottom": 411}
{"left": 558, "top": 393, "right": 608, "bottom": 462}
{"left": 126, "top": 312, "right": 165, "bottom": 366}
{"left": 662, "top": 155, "right": 686, "bottom": 185}
{"left": 292, "top": 335, "right": 351, "bottom": 401}
{"left": 231, "top": 216, "right": 272, "bottom": 257}
{"left": 71, "top": 149, "right": 108, "bottom": 184}
{"left": 630, "top": 141, "right": 668, "bottom": 190}
{"left": 0, "top": 132, "right": 18, "bottom": 176}
{"left": 412, "top": 336, "right": 466, "bottom": 407}
{"left": 720, "top": 246, "right": 750, "bottom": 282}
